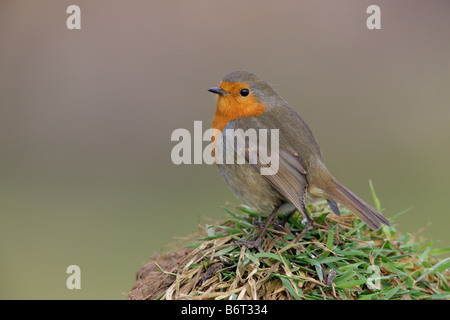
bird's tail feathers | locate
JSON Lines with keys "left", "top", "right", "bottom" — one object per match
{"left": 325, "top": 179, "right": 390, "bottom": 230}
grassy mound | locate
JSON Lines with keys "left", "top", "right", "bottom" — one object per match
{"left": 129, "top": 190, "right": 449, "bottom": 300}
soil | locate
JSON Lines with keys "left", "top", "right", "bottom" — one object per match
{"left": 128, "top": 248, "right": 192, "bottom": 300}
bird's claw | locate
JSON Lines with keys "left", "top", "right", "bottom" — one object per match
{"left": 236, "top": 238, "right": 263, "bottom": 252}
{"left": 253, "top": 220, "right": 286, "bottom": 232}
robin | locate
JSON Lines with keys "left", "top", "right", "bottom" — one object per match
{"left": 208, "top": 71, "right": 390, "bottom": 251}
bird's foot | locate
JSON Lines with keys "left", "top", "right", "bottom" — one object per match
{"left": 236, "top": 238, "right": 263, "bottom": 252}
{"left": 253, "top": 220, "right": 286, "bottom": 232}
{"left": 272, "top": 217, "right": 291, "bottom": 231}
{"left": 252, "top": 221, "right": 266, "bottom": 228}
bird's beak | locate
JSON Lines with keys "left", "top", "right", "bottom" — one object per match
{"left": 208, "top": 87, "right": 227, "bottom": 96}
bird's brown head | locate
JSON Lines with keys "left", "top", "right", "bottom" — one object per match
{"left": 208, "top": 71, "right": 279, "bottom": 132}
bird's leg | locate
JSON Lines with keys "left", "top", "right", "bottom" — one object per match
{"left": 302, "top": 210, "right": 313, "bottom": 224}
{"left": 253, "top": 208, "right": 295, "bottom": 230}
{"left": 272, "top": 206, "right": 312, "bottom": 231}
{"left": 275, "top": 209, "right": 298, "bottom": 229}
{"left": 237, "top": 205, "right": 281, "bottom": 252}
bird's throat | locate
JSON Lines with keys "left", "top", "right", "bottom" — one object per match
{"left": 211, "top": 93, "right": 267, "bottom": 132}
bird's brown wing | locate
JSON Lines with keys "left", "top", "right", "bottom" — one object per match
{"left": 226, "top": 116, "right": 310, "bottom": 220}
{"left": 242, "top": 146, "right": 310, "bottom": 221}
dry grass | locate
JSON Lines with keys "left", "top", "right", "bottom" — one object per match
{"left": 128, "top": 197, "right": 449, "bottom": 300}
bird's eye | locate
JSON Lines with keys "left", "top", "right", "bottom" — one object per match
{"left": 239, "top": 88, "right": 250, "bottom": 97}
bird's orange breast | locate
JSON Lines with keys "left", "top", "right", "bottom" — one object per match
{"left": 212, "top": 81, "right": 267, "bottom": 133}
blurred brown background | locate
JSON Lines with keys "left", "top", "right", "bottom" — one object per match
{"left": 0, "top": 0, "right": 449, "bottom": 299}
